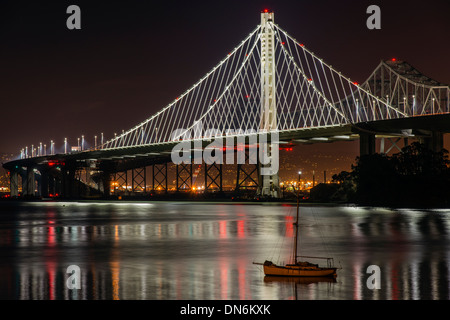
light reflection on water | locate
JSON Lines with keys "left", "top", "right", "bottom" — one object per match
{"left": 0, "top": 201, "right": 450, "bottom": 300}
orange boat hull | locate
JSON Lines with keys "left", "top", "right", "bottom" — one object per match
{"left": 263, "top": 262, "right": 337, "bottom": 278}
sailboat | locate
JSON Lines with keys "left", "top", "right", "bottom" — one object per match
{"left": 254, "top": 171, "right": 338, "bottom": 278}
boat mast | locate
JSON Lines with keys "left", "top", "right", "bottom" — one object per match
{"left": 293, "top": 171, "right": 301, "bottom": 264}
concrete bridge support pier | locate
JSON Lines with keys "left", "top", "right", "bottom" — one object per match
{"left": 10, "top": 170, "right": 19, "bottom": 197}
{"left": 359, "top": 132, "right": 376, "bottom": 156}
{"left": 48, "top": 175, "right": 55, "bottom": 196}
{"left": 61, "top": 167, "right": 76, "bottom": 198}
{"left": 102, "top": 172, "right": 112, "bottom": 198}
{"left": 23, "top": 167, "right": 35, "bottom": 197}
{"left": 423, "top": 131, "right": 444, "bottom": 153}
{"left": 40, "top": 170, "right": 49, "bottom": 198}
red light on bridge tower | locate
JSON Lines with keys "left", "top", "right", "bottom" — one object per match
{"left": 261, "top": 9, "right": 274, "bottom": 20}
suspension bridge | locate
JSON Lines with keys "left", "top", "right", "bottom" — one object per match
{"left": 3, "top": 11, "right": 450, "bottom": 199}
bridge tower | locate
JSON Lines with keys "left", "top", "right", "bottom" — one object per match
{"left": 258, "top": 10, "right": 280, "bottom": 198}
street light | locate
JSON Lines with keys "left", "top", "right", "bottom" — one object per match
{"left": 81, "top": 135, "right": 85, "bottom": 151}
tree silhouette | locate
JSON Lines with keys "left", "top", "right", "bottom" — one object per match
{"left": 329, "top": 142, "right": 450, "bottom": 207}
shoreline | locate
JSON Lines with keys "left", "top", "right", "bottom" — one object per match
{"left": 0, "top": 197, "right": 449, "bottom": 210}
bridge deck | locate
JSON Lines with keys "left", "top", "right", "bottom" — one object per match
{"left": 5, "top": 113, "right": 450, "bottom": 171}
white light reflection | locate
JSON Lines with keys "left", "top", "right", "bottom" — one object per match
{"left": 411, "top": 261, "right": 420, "bottom": 300}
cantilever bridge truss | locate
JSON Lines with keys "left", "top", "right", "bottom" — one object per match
{"left": 363, "top": 59, "right": 449, "bottom": 118}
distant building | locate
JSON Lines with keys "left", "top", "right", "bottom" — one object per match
{"left": 0, "top": 153, "right": 14, "bottom": 190}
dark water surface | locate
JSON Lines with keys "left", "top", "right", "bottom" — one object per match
{"left": 0, "top": 201, "right": 449, "bottom": 300}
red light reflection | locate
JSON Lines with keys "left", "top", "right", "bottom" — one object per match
{"left": 285, "top": 215, "right": 294, "bottom": 238}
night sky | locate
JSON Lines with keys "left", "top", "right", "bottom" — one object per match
{"left": 0, "top": 0, "right": 449, "bottom": 155}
